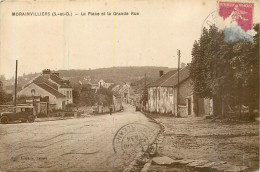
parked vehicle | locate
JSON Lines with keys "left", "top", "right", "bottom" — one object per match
{"left": 0, "top": 106, "right": 35, "bottom": 124}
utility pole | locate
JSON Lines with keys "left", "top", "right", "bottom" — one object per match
{"left": 177, "top": 49, "right": 180, "bottom": 115}
{"left": 145, "top": 73, "right": 146, "bottom": 91}
{"left": 144, "top": 73, "right": 147, "bottom": 111}
{"left": 14, "top": 60, "right": 18, "bottom": 108}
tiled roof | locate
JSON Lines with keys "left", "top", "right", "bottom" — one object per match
{"left": 148, "top": 66, "right": 190, "bottom": 87}
{"left": 148, "top": 70, "right": 177, "bottom": 87}
{"left": 50, "top": 75, "right": 72, "bottom": 88}
{"left": 24, "top": 75, "right": 58, "bottom": 90}
{"left": 108, "top": 84, "right": 117, "bottom": 90}
{"left": 161, "top": 65, "right": 190, "bottom": 87}
{"left": 24, "top": 74, "right": 72, "bottom": 89}
{"left": 36, "top": 83, "right": 65, "bottom": 98}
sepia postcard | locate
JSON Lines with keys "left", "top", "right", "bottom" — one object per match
{"left": 0, "top": 0, "right": 259, "bottom": 171}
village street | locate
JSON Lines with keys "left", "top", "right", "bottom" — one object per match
{"left": 0, "top": 104, "right": 160, "bottom": 171}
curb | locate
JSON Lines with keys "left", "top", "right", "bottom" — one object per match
{"left": 141, "top": 111, "right": 167, "bottom": 152}
{"left": 122, "top": 111, "right": 166, "bottom": 172}
{"left": 139, "top": 111, "right": 167, "bottom": 172}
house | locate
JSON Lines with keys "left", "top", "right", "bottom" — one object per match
{"left": 119, "top": 83, "right": 131, "bottom": 103}
{"left": 112, "top": 93, "right": 122, "bottom": 107}
{"left": 131, "top": 86, "right": 148, "bottom": 107}
{"left": 80, "top": 81, "right": 99, "bottom": 91}
{"left": 18, "top": 69, "right": 73, "bottom": 109}
{"left": 147, "top": 65, "right": 212, "bottom": 117}
{"left": 78, "top": 76, "right": 100, "bottom": 91}
{"left": 98, "top": 79, "right": 114, "bottom": 88}
{"left": 91, "top": 84, "right": 99, "bottom": 90}
{"left": 110, "top": 84, "right": 122, "bottom": 93}
{"left": 147, "top": 70, "right": 177, "bottom": 114}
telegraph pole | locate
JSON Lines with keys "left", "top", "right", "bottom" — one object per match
{"left": 14, "top": 60, "right": 18, "bottom": 107}
{"left": 144, "top": 73, "right": 147, "bottom": 111}
{"left": 177, "top": 49, "right": 180, "bottom": 115}
{"left": 145, "top": 73, "right": 146, "bottom": 91}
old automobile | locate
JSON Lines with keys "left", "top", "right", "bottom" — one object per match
{"left": 0, "top": 106, "right": 35, "bottom": 124}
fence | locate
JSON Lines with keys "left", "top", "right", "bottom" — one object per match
{"left": 72, "top": 104, "right": 123, "bottom": 115}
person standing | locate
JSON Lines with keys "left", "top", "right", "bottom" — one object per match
{"left": 109, "top": 106, "right": 113, "bottom": 115}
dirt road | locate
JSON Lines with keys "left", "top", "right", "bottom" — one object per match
{"left": 149, "top": 115, "right": 259, "bottom": 172}
{"left": 0, "top": 105, "right": 160, "bottom": 171}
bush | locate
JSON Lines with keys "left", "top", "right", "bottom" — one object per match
{"left": 75, "top": 87, "right": 114, "bottom": 107}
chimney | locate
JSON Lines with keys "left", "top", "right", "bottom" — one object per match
{"left": 42, "top": 69, "right": 51, "bottom": 75}
{"left": 159, "top": 70, "right": 164, "bottom": 77}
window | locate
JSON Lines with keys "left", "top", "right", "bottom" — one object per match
{"left": 67, "top": 91, "right": 69, "bottom": 98}
{"left": 31, "top": 89, "right": 35, "bottom": 96}
{"left": 169, "top": 88, "right": 173, "bottom": 95}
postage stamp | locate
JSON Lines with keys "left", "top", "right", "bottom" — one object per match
{"left": 218, "top": 1, "right": 254, "bottom": 32}
{"left": 216, "top": 0, "right": 256, "bottom": 42}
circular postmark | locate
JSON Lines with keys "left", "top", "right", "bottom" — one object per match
{"left": 112, "top": 123, "right": 157, "bottom": 163}
{"left": 201, "top": 10, "right": 217, "bottom": 34}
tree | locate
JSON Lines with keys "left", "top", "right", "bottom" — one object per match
{"left": 190, "top": 26, "right": 225, "bottom": 116}
{"left": 74, "top": 86, "right": 114, "bottom": 107}
{"left": 0, "top": 81, "right": 12, "bottom": 105}
{"left": 79, "top": 89, "right": 97, "bottom": 106}
{"left": 190, "top": 24, "right": 259, "bottom": 117}
{"left": 96, "top": 87, "right": 113, "bottom": 106}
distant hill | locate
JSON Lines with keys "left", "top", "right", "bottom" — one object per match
{"left": 5, "top": 66, "right": 176, "bottom": 92}
{"left": 58, "top": 66, "right": 175, "bottom": 85}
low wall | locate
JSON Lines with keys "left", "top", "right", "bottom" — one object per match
{"left": 72, "top": 104, "right": 123, "bottom": 115}
{"left": 178, "top": 105, "right": 188, "bottom": 117}
{"left": 93, "top": 104, "right": 122, "bottom": 114}
{"left": 0, "top": 105, "right": 13, "bottom": 112}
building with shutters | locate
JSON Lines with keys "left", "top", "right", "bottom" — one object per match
{"left": 18, "top": 69, "right": 73, "bottom": 109}
{"left": 147, "top": 65, "right": 212, "bottom": 116}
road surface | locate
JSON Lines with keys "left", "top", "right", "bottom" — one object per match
{"left": 0, "top": 104, "right": 160, "bottom": 171}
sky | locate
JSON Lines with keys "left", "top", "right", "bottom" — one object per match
{"left": 0, "top": 0, "right": 258, "bottom": 79}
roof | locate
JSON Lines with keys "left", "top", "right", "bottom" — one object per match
{"left": 23, "top": 73, "right": 72, "bottom": 89}
{"left": 36, "top": 83, "right": 66, "bottom": 98}
{"left": 108, "top": 84, "right": 117, "bottom": 90}
{"left": 112, "top": 92, "right": 121, "bottom": 97}
{"left": 134, "top": 87, "right": 146, "bottom": 94}
{"left": 161, "top": 65, "right": 190, "bottom": 87}
{"left": 148, "top": 66, "right": 190, "bottom": 87}
{"left": 50, "top": 74, "right": 72, "bottom": 88}
{"left": 148, "top": 70, "right": 177, "bottom": 87}
{"left": 24, "top": 75, "right": 58, "bottom": 90}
